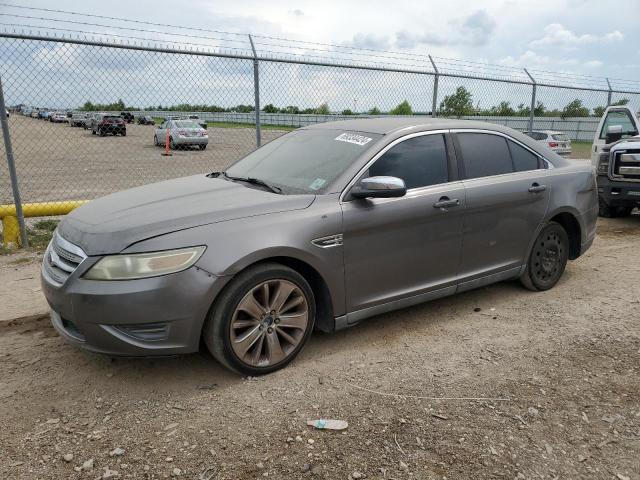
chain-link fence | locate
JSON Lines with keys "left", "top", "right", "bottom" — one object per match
{"left": 1, "top": 31, "right": 640, "bottom": 246}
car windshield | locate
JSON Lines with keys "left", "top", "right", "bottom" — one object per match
{"left": 225, "top": 129, "right": 382, "bottom": 194}
{"left": 174, "top": 120, "right": 200, "bottom": 128}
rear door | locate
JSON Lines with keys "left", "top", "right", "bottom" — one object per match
{"left": 453, "top": 131, "right": 550, "bottom": 288}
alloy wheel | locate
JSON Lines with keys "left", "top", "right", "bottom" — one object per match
{"left": 230, "top": 279, "right": 309, "bottom": 367}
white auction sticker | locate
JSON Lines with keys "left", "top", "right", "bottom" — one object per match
{"left": 335, "top": 133, "right": 372, "bottom": 146}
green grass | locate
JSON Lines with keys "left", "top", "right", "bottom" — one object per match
{"left": 570, "top": 141, "right": 592, "bottom": 159}
{"left": 1, "top": 218, "right": 59, "bottom": 254}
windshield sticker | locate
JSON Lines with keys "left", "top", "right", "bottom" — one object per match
{"left": 335, "top": 133, "right": 372, "bottom": 146}
{"left": 309, "top": 178, "right": 327, "bottom": 190}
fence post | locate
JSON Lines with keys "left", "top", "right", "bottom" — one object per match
{"left": 606, "top": 78, "right": 612, "bottom": 106}
{"left": 248, "top": 34, "right": 261, "bottom": 147}
{"left": 524, "top": 69, "right": 536, "bottom": 134}
{"left": 0, "top": 76, "right": 28, "bottom": 248}
{"left": 428, "top": 55, "right": 439, "bottom": 117}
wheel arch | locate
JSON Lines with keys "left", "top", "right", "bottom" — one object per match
{"left": 547, "top": 210, "right": 582, "bottom": 260}
{"left": 215, "top": 251, "right": 337, "bottom": 334}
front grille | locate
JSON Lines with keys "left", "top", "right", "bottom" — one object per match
{"left": 43, "top": 232, "right": 87, "bottom": 285}
{"left": 612, "top": 150, "right": 640, "bottom": 183}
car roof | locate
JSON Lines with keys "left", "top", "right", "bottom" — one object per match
{"left": 303, "top": 117, "right": 520, "bottom": 135}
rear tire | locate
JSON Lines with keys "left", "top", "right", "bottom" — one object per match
{"left": 520, "top": 221, "right": 569, "bottom": 291}
{"left": 169, "top": 137, "right": 175, "bottom": 150}
{"left": 203, "top": 263, "right": 315, "bottom": 376}
{"left": 153, "top": 135, "right": 159, "bottom": 146}
{"left": 199, "top": 144, "right": 207, "bottom": 150}
{"left": 598, "top": 198, "right": 615, "bottom": 218}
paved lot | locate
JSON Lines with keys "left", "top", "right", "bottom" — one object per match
{"left": 0, "top": 216, "right": 638, "bottom": 479}
{"left": 0, "top": 115, "right": 286, "bottom": 205}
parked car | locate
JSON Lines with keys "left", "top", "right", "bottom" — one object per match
{"left": 38, "top": 110, "right": 51, "bottom": 120}
{"left": 120, "top": 111, "right": 134, "bottom": 123}
{"left": 154, "top": 119, "right": 208, "bottom": 149}
{"left": 525, "top": 130, "right": 571, "bottom": 156}
{"left": 4, "top": 109, "right": 8, "bottom": 118}
{"left": 49, "top": 112, "right": 67, "bottom": 123}
{"left": 69, "top": 113, "right": 87, "bottom": 127}
{"left": 83, "top": 113, "right": 97, "bottom": 130}
{"left": 30, "top": 110, "right": 39, "bottom": 119}
{"left": 91, "top": 114, "right": 126, "bottom": 136}
{"left": 591, "top": 105, "right": 640, "bottom": 217}
{"left": 137, "top": 115, "right": 155, "bottom": 125}
{"left": 42, "top": 119, "right": 597, "bottom": 375}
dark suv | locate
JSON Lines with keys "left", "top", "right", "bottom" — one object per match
{"left": 92, "top": 115, "right": 126, "bottom": 136}
{"left": 120, "top": 111, "right": 134, "bottom": 123}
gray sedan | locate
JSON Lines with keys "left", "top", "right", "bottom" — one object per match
{"left": 41, "top": 118, "right": 598, "bottom": 375}
{"left": 154, "top": 119, "right": 208, "bottom": 150}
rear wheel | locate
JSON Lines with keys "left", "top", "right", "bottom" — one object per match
{"left": 203, "top": 263, "right": 315, "bottom": 376}
{"left": 169, "top": 137, "right": 175, "bottom": 149}
{"left": 198, "top": 144, "right": 207, "bottom": 150}
{"left": 153, "top": 135, "right": 159, "bottom": 146}
{"left": 520, "top": 222, "right": 569, "bottom": 291}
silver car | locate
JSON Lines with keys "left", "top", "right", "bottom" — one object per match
{"left": 41, "top": 118, "right": 598, "bottom": 375}
{"left": 526, "top": 130, "right": 572, "bottom": 156}
{"left": 154, "top": 119, "right": 208, "bottom": 150}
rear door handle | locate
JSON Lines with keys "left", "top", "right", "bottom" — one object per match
{"left": 528, "top": 183, "right": 546, "bottom": 193}
{"left": 433, "top": 197, "right": 460, "bottom": 209}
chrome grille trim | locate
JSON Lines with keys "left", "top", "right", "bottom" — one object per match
{"left": 611, "top": 150, "right": 640, "bottom": 183}
{"left": 43, "top": 231, "right": 87, "bottom": 286}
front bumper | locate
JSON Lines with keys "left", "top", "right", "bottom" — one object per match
{"left": 597, "top": 175, "right": 640, "bottom": 207}
{"left": 41, "top": 261, "right": 230, "bottom": 356}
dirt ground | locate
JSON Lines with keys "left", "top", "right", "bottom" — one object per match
{"left": 0, "top": 115, "right": 286, "bottom": 205}
{"left": 0, "top": 216, "right": 639, "bottom": 480}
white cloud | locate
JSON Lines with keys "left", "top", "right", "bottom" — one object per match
{"left": 530, "top": 24, "right": 623, "bottom": 49}
{"left": 345, "top": 33, "right": 391, "bottom": 51}
{"left": 395, "top": 9, "right": 496, "bottom": 48}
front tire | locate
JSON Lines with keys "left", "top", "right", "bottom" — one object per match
{"left": 520, "top": 221, "right": 569, "bottom": 291}
{"left": 203, "top": 263, "right": 316, "bottom": 376}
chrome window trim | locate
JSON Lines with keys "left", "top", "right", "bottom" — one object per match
{"left": 340, "top": 129, "right": 449, "bottom": 203}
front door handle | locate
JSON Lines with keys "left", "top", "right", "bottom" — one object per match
{"left": 433, "top": 197, "right": 460, "bottom": 209}
{"left": 528, "top": 183, "right": 547, "bottom": 193}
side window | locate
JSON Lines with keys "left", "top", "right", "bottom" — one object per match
{"left": 600, "top": 110, "right": 638, "bottom": 139}
{"left": 368, "top": 134, "right": 448, "bottom": 189}
{"left": 508, "top": 140, "right": 540, "bottom": 172}
{"left": 457, "top": 133, "right": 513, "bottom": 179}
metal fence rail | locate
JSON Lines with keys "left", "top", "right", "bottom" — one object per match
{"left": 1, "top": 31, "right": 639, "bottom": 247}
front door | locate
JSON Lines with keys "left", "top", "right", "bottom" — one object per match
{"left": 341, "top": 132, "right": 465, "bottom": 314}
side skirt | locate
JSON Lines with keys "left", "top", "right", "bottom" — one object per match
{"left": 334, "top": 266, "right": 523, "bottom": 331}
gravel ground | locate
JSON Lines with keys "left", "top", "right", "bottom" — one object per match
{"left": 0, "top": 115, "right": 286, "bottom": 205}
{"left": 0, "top": 216, "right": 638, "bottom": 479}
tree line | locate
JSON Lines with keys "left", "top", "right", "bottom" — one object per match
{"left": 79, "top": 87, "right": 630, "bottom": 118}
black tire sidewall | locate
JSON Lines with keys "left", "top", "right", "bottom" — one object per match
{"left": 204, "top": 264, "right": 316, "bottom": 376}
{"left": 527, "top": 222, "right": 569, "bottom": 291}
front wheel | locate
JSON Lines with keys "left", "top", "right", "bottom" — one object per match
{"left": 203, "top": 263, "right": 315, "bottom": 376}
{"left": 520, "top": 221, "right": 569, "bottom": 291}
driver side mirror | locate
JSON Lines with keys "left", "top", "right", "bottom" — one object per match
{"left": 605, "top": 125, "right": 623, "bottom": 144}
{"left": 350, "top": 176, "right": 407, "bottom": 199}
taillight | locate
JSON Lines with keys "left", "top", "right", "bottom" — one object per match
{"left": 548, "top": 142, "right": 558, "bottom": 148}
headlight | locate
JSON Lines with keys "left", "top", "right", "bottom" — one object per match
{"left": 84, "top": 246, "right": 206, "bottom": 280}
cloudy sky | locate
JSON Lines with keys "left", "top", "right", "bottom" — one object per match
{"left": 2, "top": 0, "right": 639, "bottom": 111}
{"left": 7, "top": 0, "right": 638, "bottom": 79}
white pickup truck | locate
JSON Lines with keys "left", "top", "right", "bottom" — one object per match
{"left": 591, "top": 106, "right": 640, "bottom": 217}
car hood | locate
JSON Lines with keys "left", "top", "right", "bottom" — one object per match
{"left": 58, "top": 175, "right": 315, "bottom": 255}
